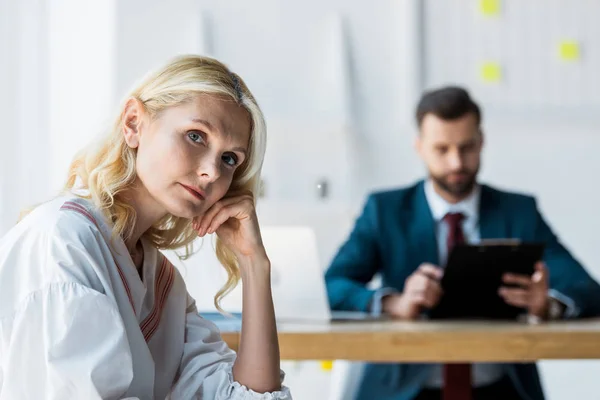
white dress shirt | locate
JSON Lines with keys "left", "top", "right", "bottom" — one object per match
{"left": 423, "top": 180, "right": 505, "bottom": 387}
{"left": 0, "top": 196, "right": 292, "bottom": 399}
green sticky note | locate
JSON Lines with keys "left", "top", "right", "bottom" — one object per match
{"left": 480, "top": 62, "right": 502, "bottom": 83}
{"left": 559, "top": 41, "right": 580, "bottom": 61}
{"left": 480, "top": 0, "right": 501, "bottom": 16}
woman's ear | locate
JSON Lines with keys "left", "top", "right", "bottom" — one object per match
{"left": 122, "top": 98, "right": 145, "bottom": 149}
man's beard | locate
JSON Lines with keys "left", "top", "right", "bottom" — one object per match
{"left": 430, "top": 168, "right": 478, "bottom": 198}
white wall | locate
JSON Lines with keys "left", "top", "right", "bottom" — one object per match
{"left": 2, "top": 1, "right": 600, "bottom": 399}
{"left": 0, "top": 0, "right": 19, "bottom": 232}
{"left": 0, "top": 0, "right": 50, "bottom": 232}
{"left": 48, "top": 0, "right": 117, "bottom": 191}
{"left": 424, "top": 0, "right": 600, "bottom": 111}
{"left": 0, "top": 0, "right": 116, "bottom": 232}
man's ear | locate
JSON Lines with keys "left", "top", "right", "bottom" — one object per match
{"left": 122, "top": 97, "right": 145, "bottom": 148}
{"left": 414, "top": 134, "right": 423, "bottom": 157}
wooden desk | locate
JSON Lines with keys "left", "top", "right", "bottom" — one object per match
{"left": 220, "top": 318, "right": 600, "bottom": 362}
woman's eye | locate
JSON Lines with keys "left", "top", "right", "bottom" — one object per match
{"left": 187, "top": 131, "right": 204, "bottom": 144}
{"left": 222, "top": 153, "right": 238, "bottom": 167}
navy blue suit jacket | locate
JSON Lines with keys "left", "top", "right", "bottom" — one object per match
{"left": 325, "top": 181, "right": 600, "bottom": 400}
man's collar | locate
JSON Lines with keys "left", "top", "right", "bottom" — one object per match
{"left": 424, "top": 179, "right": 481, "bottom": 222}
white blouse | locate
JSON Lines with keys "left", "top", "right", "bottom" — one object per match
{"left": 0, "top": 196, "right": 292, "bottom": 400}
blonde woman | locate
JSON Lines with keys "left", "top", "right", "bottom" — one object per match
{"left": 0, "top": 55, "right": 291, "bottom": 399}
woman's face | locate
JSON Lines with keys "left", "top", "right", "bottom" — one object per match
{"left": 125, "top": 94, "right": 251, "bottom": 220}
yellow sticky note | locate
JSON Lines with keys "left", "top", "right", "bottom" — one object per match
{"left": 480, "top": 62, "right": 502, "bottom": 83}
{"left": 480, "top": 0, "right": 501, "bottom": 16}
{"left": 559, "top": 41, "right": 580, "bottom": 61}
{"left": 320, "top": 360, "right": 333, "bottom": 371}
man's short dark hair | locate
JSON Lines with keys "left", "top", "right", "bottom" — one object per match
{"left": 416, "top": 86, "right": 481, "bottom": 128}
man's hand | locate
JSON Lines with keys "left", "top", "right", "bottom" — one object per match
{"left": 499, "top": 261, "right": 550, "bottom": 319}
{"left": 382, "top": 263, "right": 444, "bottom": 320}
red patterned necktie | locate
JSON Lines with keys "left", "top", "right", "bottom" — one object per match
{"left": 442, "top": 212, "right": 472, "bottom": 400}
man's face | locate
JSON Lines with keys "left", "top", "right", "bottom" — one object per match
{"left": 416, "top": 112, "right": 483, "bottom": 201}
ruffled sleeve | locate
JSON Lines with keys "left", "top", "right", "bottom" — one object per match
{"left": 0, "top": 282, "right": 135, "bottom": 399}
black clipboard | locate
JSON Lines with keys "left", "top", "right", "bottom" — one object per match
{"left": 429, "top": 241, "right": 545, "bottom": 320}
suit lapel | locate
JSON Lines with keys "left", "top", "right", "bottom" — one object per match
{"left": 479, "top": 185, "right": 508, "bottom": 240}
{"left": 408, "top": 181, "right": 439, "bottom": 266}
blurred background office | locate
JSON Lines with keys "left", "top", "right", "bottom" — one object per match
{"left": 1, "top": 0, "right": 599, "bottom": 399}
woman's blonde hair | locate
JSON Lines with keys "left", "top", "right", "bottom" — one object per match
{"left": 64, "top": 55, "right": 266, "bottom": 311}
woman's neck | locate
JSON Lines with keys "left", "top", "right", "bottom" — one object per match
{"left": 130, "top": 239, "right": 145, "bottom": 273}
{"left": 122, "top": 180, "right": 167, "bottom": 259}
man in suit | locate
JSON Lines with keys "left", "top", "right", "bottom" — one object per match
{"left": 325, "top": 86, "right": 600, "bottom": 400}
